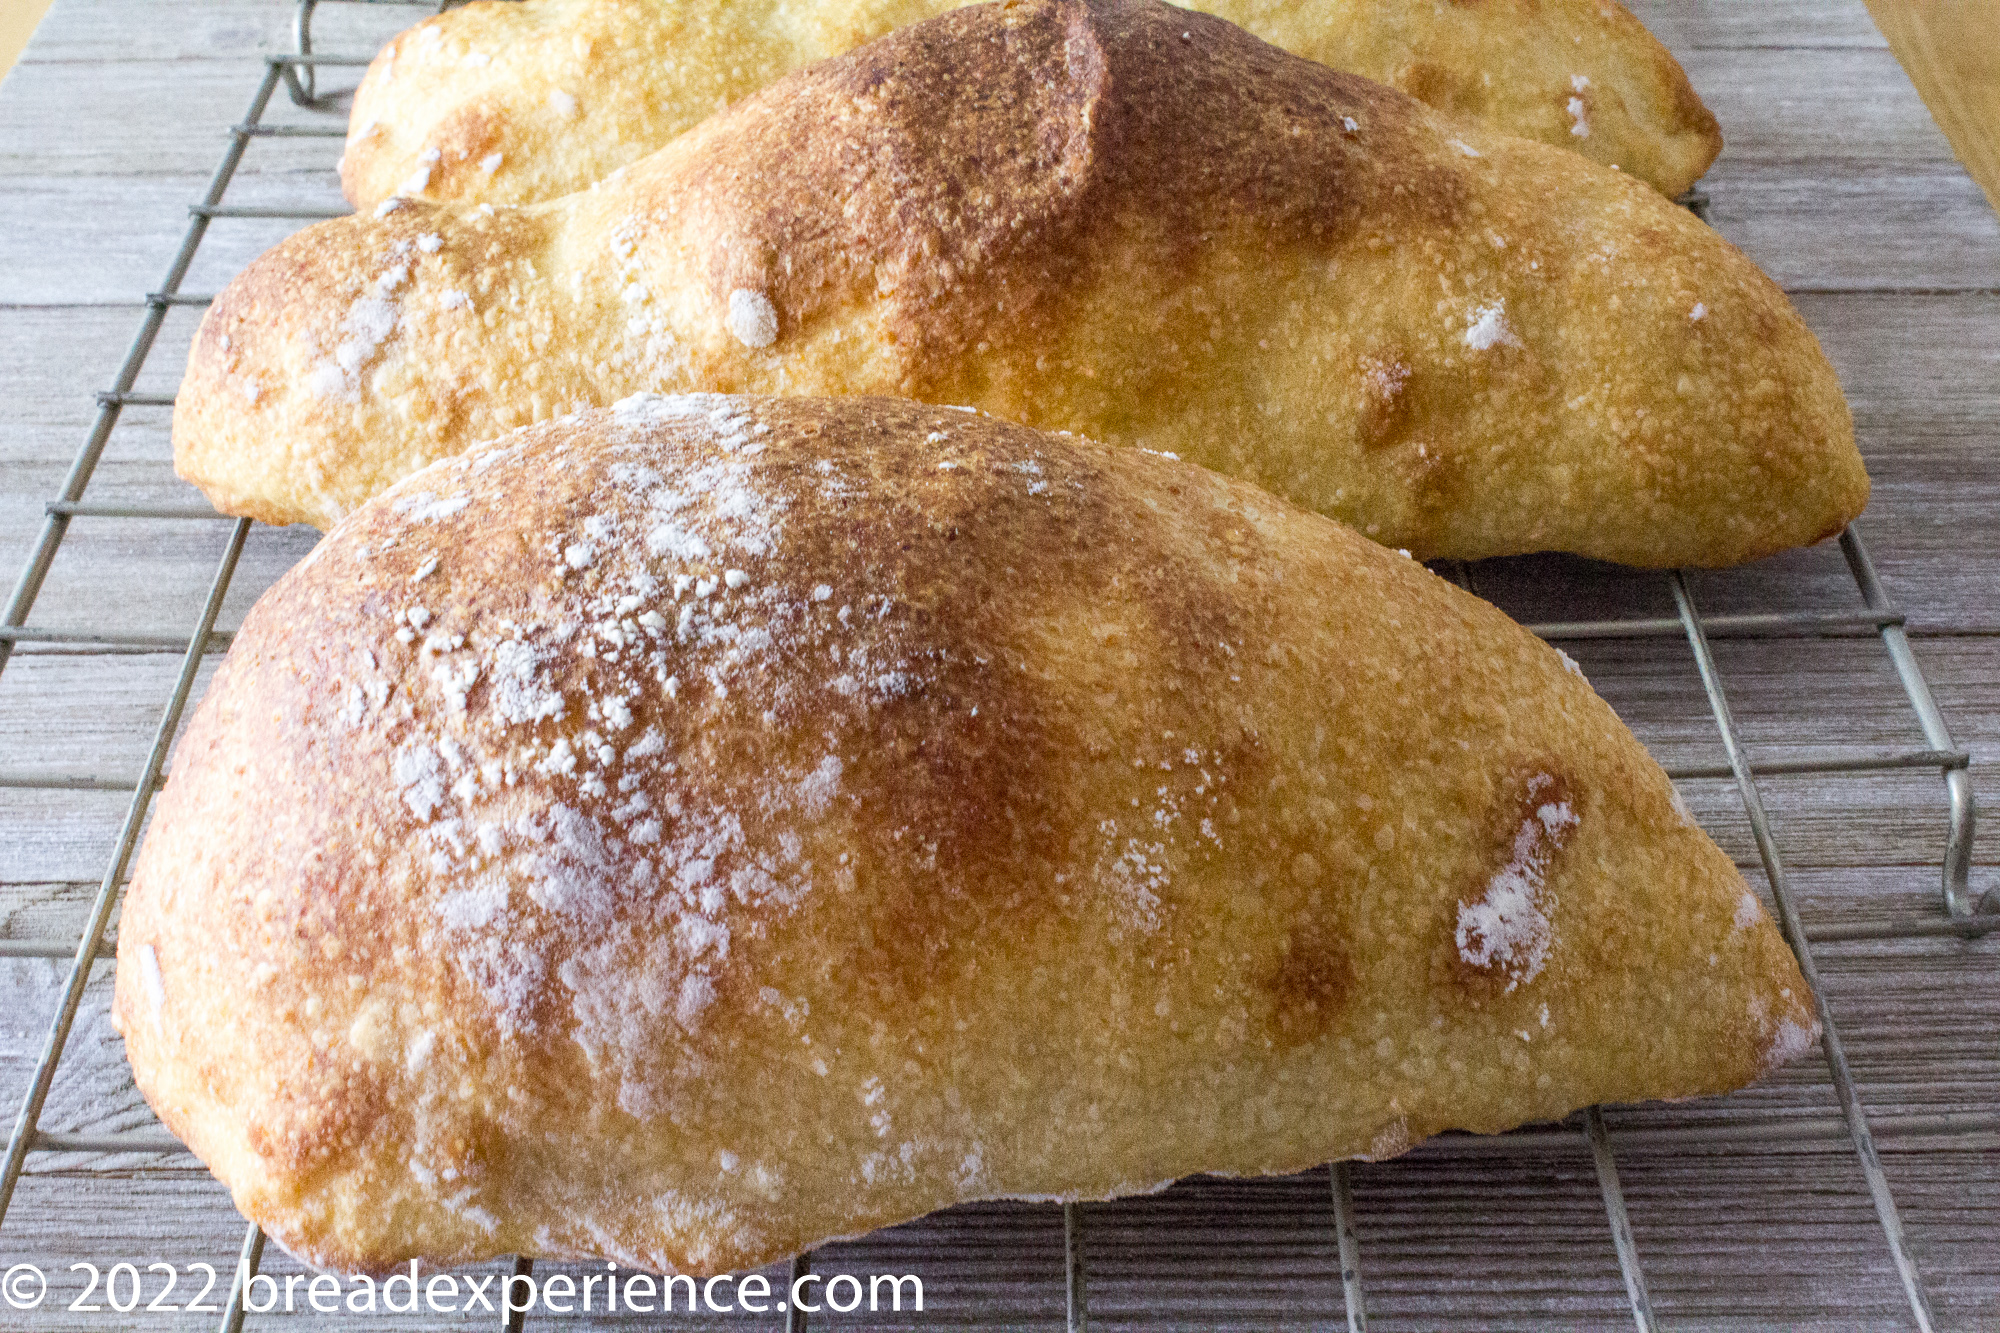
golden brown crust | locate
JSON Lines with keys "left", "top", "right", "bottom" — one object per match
{"left": 121, "top": 395, "right": 1818, "bottom": 1276}
{"left": 339, "top": 0, "right": 1721, "bottom": 207}
{"left": 175, "top": 0, "right": 1864, "bottom": 567}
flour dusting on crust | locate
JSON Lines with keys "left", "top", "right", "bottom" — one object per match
{"left": 357, "top": 396, "right": 853, "bottom": 1116}
{"left": 1456, "top": 773, "right": 1576, "bottom": 990}
{"left": 344, "top": 394, "right": 1198, "bottom": 1119}
{"left": 1761, "top": 1016, "right": 1819, "bottom": 1072}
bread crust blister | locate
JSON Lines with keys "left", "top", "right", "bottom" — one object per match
{"left": 175, "top": 0, "right": 1864, "bottom": 568}
{"left": 338, "top": 0, "right": 1722, "bottom": 208}
{"left": 119, "top": 396, "right": 1819, "bottom": 1276}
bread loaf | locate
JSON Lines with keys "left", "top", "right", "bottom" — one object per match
{"left": 119, "top": 395, "right": 1819, "bottom": 1276}
{"left": 340, "top": 0, "right": 1722, "bottom": 208}
{"left": 176, "top": 0, "right": 1865, "bottom": 567}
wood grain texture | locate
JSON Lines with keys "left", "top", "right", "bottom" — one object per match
{"left": 1862, "top": 0, "right": 2000, "bottom": 218}
{"left": 0, "top": 0, "right": 1996, "bottom": 1327}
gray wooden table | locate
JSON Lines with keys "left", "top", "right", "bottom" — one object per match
{"left": 1, "top": 1, "right": 1997, "bottom": 1328}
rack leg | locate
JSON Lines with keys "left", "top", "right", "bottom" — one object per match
{"left": 1838, "top": 526, "right": 1990, "bottom": 921}
{"left": 1331, "top": 1161, "right": 1368, "bottom": 1332}
{"left": 1064, "top": 1202, "right": 1088, "bottom": 1333}
{"left": 217, "top": 1222, "right": 265, "bottom": 1333}
{"left": 287, "top": 0, "right": 321, "bottom": 104}
{"left": 1584, "top": 1107, "right": 1656, "bottom": 1333}
{"left": 503, "top": 1256, "right": 532, "bottom": 1333}
{"left": 787, "top": 1251, "right": 811, "bottom": 1332}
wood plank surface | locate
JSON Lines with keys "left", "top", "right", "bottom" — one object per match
{"left": 0, "top": 0, "right": 1996, "bottom": 1329}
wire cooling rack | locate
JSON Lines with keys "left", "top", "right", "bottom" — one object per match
{"left": 1, "top": 3, "right": 1995, "bottom": 1329}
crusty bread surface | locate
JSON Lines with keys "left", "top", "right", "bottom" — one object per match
{"left": 119, "top": 396, "right": 1819, "bottom": 1276}
{"left": 176, "top": 0, "right": 1865, "bottom": 568}
{"left": 340, "top": 0, "right": 1722, "bottom": 207}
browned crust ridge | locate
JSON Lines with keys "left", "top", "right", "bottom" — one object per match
{"left": 175, "top": 0, "right": 1864, "bottom": 568}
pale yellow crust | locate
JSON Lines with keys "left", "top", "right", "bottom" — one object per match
{"left": 340, "top": 0, "right": 1722, "bottom": 207}
{"left": 175, "top": 0, "right": 1866, "bottom": 568}
{"left": 120, "top": 396, "right": 1818, "bottom": 1277}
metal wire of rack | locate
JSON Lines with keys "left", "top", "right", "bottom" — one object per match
{"left": 0, "top": 3, "right": 1995, "bottom": 1329}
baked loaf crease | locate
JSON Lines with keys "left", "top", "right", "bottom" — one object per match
{"left": 120, "top": 395, "right": 1820, "bottom": 1276}
{"left": 340, "top": 0, "right": 1722, "bottom": 207}
{"left": 176, "top": 0, "right": 1865, "bottom": 567}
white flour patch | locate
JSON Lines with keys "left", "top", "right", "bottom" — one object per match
{"left": 307, "top": 252, "right": 415, "bottom": 401}
{"left": 138, "top": 943, "right": 166, "bottom": 1017}
{"left": 1455, "top": 774, "right": 1577, "bottom": 990}
{"left": 1568, "top": 75, "right": 1592, "bottom": 137}
{"left": 438, "top": 882, "right": 510, "bottom": 931}
{"left": 1762, "top": 1016, "right": 1818, "bottom": 1072}
{"left": 397, "top": 146, "right": 441, "bottom": 197}
{"left": 393, "top": 743, "right": 447, "bottom": 821}
{"left": 487, "top": 639, "right": 565, "bottom": 724}
{"left": 1464, "top": 301, "right": 1524, "bottom": 352}
{"left": 393, "top": 491, "right": 471, "bottom": 524}
{"left": 727, "top": 289, "right": 779, "bottom": 350}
